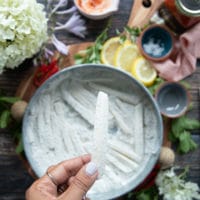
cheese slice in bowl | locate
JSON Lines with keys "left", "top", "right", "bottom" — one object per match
{"left": 92, "top": 91, "right": 109, "bottom": 176}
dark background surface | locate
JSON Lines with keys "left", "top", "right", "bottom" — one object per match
{"left": 0, "top": 0, "right": 199, "bottom": 199}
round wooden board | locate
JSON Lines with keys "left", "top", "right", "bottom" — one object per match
{"left": 15, "top": 0, "right": 170, "bottom": 186}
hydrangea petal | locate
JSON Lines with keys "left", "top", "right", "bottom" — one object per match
{"left": 0, "top": 0, "right": 48, "bottom": 72}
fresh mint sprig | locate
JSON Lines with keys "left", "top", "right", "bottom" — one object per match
{"left": 74, "top": 27, "right": 109, "bottom": 64}
{"left": 116, "top": 26, "right": 142, "bottom": 43}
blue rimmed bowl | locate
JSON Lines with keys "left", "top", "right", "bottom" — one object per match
{"left": 138, "top": 24, "right": 174, "bottom": 62}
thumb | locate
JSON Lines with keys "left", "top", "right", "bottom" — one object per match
{"left": 60, "top": 162, "right": 98, "bottom": 200}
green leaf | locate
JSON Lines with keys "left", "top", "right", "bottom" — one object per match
{"left": 136, "top": 192, "right": 152, "bottom": 200}
{"left": 171, "top": 116, "right": 185, "bottom": 134}
{"left": 168, "top": 130, "right": 178, "bottom": 142}
{"left": 188, "top": 102, "right": 194, "bottom": 111}
{"left": 178, "top": 130, "right": 198, "bottom": 153}
{"left": 179, "top": 81, "right": 191, "bottom": 90}
{"left": 170, "top": 115, "right": 200, "bottom": 154}
{"left": 74, "top": 26, "right": 109, "bottom": 64}
{"left": 178, "top": 166, "right": 189, "bottom": 179}
{"left": 178, "top": 131, "right": 191, "bottom": 153}
{"left": 0, "top": 110, "right": 11, "bottom": 129}
{"left": 15, "top": 136, "right": 24, "bottom": 154}
{"left": 172, "top": 116, "right": 200, "bottom": 134}
{"left": 147, "top": 77, "right": 165, "bottom": 95}
{"left": 129, "top": 186, "right": 159, "bottom": 200}
{"left": 124, "top": 26, "right": 142, "bottom": 42}
{"left": 0, "top": 96, "right": 20, "bottom": 104}
{"left": 119, "top": 35, "right": 126, "bottom": 44}
{"left": 184, "top": 118, "right": 200, "bottom": 130}
{"left": 74, "top": 54, "right": 84, "bottom": 64}
{"left": 127, "top": 192, "right": 134, "bottom": 199}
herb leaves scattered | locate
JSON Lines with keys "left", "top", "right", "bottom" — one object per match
{"left": 127, "top": 185, "right": 159, "bottom": 200}
{"left": 0, "top": 91, "right": 22, "bottom": 153}
{"left": 0, "top": 94, "right": 20, "bottom": 129}
{"left": 0, "top": 110, "right": 11, "bottom": 129}
{"left": 169, "top": 116, "right": 200, "bottom": 154}
{"left": 74, "top": 25, "right": 142, "bottom": 65}
{"left": 147, "top": 77, "right": 165, "bottom": 95}
{"left": 74, "top": 27, "right": 109, "bottom": 64}
{"left": 123, "top": 26, "right": 142, "bottom": 42}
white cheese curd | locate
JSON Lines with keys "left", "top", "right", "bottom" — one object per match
{"left": 25, "top": 77, "right": 159, "bottom": 199}
{"left": 143, "top": 38, "right": 165, "bottom": 57}
{"left": 92, "top": 91, "right": 109, "bottom": 176}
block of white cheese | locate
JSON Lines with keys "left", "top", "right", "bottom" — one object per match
{"left": 92, "top": 91, "right": 109, "bottom": 176}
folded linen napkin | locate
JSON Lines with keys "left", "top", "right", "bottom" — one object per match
{"left": 152, "top": 22, "right": 200, "bottom": 81}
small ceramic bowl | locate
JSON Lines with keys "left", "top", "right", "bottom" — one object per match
{"left": 74, "top": 0, "right": 119, "bottom": 20}
{"left": 155, "top": 82, "right": 190, "bottom": 118}
{"left": 138, "top": 25, "right": 174, "bottom": 62}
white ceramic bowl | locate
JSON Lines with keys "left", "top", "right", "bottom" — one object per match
{"left": 74, "top": 0, "right": 119, "bottom": 20}
{"left": 23, "top": 64, "right": 163, "bottom": 200}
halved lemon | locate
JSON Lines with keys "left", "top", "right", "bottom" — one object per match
{"left": 131, "top": 57, "right": 157, "bottom": 86}
{"left": 114, "top": 43, "right": 139, "bottom": 72}
{"left": 101, "top": 37, "right": 122, "bottom": 66}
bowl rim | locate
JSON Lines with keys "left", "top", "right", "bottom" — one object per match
{"left": 154, "top": 81, "right": 190, "bottom": 118}
{"left": 138, "top": 24, "right": 174, "bottom": 62}
{"left": 22, "top": 64, "right": 163, "bottom": 199}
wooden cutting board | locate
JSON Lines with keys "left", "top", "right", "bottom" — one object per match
{"left": 16, "top": 0, "right": 170, "bottom": 146}
{"left": 16, "top": 0, "right": 170, "bottom": 195}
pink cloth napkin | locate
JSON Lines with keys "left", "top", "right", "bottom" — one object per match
{"left": 152, "top": 22, "right": 200, "bottom": 82}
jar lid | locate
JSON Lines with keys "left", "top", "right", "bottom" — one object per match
{"left": 176, "top": 0, "right": 200, "bottom": 17}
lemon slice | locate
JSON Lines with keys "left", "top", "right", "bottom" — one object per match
{"left": 114, "top": 43, "right": 139, "bottom": 72}
{"left": 101, "top": 37, "right": 122, "bottom": 65}
{"left": 131, "top": 57, "right": 157, "bottom": 86}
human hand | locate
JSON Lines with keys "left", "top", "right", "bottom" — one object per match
{"left": 26, "top": 154, "right": 98, "bottom": 200}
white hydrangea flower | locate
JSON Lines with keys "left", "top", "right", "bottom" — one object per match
{"left": 0, "top": 0, "right": 48, "bottom": 73}
{"left": 156, "top": 167, "right": 200, "bottom": 200}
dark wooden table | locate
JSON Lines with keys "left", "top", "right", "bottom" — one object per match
{"left": 0, "top": 1, "right": 199, "bottom": 199}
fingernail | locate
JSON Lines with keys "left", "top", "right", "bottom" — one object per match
{"left": 85, "top": 162, "right": 97, "bottom": 176}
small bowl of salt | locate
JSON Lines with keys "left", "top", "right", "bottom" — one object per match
{"left": 138, "top": 24, "right": 174, "bottom": 62}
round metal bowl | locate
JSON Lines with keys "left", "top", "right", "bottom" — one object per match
{"left": 23, "top": 64, "right": 163, "bottom": 200}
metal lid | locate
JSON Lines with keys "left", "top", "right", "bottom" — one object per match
{"left": 176, "top": 0, "right": 200, "bottom": 17}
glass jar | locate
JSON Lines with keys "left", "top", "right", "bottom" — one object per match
{"left": 164, "top": 0, "right": 200, "bottom": 28}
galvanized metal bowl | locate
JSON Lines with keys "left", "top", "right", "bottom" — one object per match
{"left": 23, "top": 64, "right": 163, "bottom": 200}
